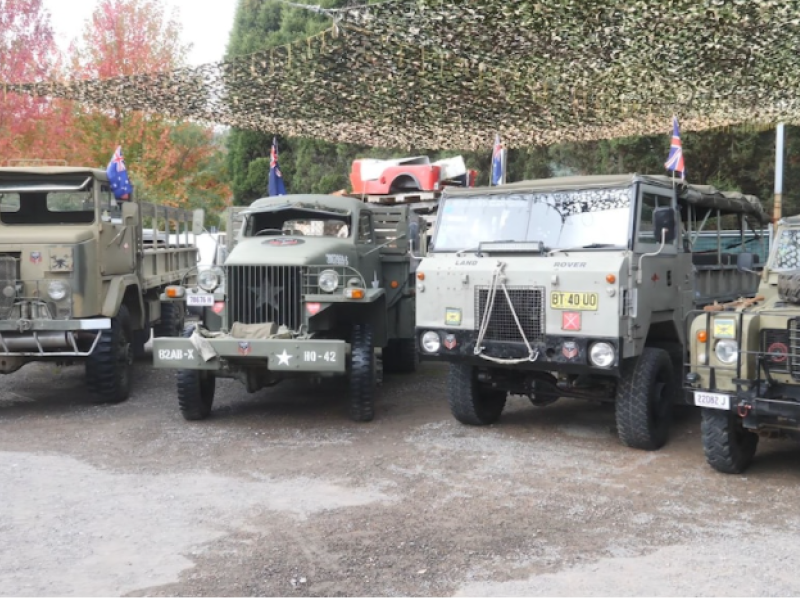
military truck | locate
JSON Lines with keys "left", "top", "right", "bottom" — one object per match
{"left": 685, "top": 215, "right": 800, "bottom": 473}
{"left": 152, "top": 194, "right": 422, "bottom": 422}
{"left": 415, "top": 174, "right": 769, "bottom": 450}
{"left": 0, "top": 166, "right": 203, "bottom": 403}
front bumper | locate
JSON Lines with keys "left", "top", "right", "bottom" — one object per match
{"left": 0, "top": 318, "right": 111, "bottom": 357}
{"left": 690, "top": 383, "right": 800, "bottom": 432}
{"left": 415, "top": 328, "right": 620, "bottom": 375}
{"left": 152, "top": 336, "right": 347, "bottom": 373}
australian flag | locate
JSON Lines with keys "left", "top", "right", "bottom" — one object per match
{"left": 491, "top": 133, "right": 505, "bottom": 186}
{"left": 664, "top": 116, "right": 686, "bottom": 180}
{"left": 106, "top": 146, "right": 133, "bottom": 200}
{"left": 268, "top": 137, "right": 287, "bottom": 196}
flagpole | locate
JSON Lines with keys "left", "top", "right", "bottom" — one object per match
{"left": 774, "top": 122, "right": 784, "bottom": 222}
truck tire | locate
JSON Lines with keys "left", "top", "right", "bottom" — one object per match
{"left": 778, "top": 271, "right": 800, "bottom": 304}
{"left": 176, "top": 325, "right": 216, "bottom": 420}
{"left": 383, "top": 338, "right": 418, "bottom": 374}
{"left": 153, "top": 302, "right": 185, "bottom": 338}
{"left": 349, "top": 323, "right": 377, "bottom": 422}
{"left": 615, "top": 347, "right": 674, "bottom": 450}
{"left": 448, "top": 363, "right": 506, "bottom": 426}
{"left": 131, "top": 327, "right": 151, "bottom": 359}
{"left": 701, "top": 409, "right": 758, "bottom": 474}
{"left": 85, "top": 305, "right": 133, "bottom": 403}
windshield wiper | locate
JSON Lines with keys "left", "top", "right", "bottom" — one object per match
{"left": 551, "top": 243, "right": 620, "bottom": 253}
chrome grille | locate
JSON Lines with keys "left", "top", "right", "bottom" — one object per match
{"left": 0, "top": 256, "right": 18, "bottom": 319}
{"left": 226, "top": 265, "right": 303, "bottom": 329}
{"left": 474, "top": 286, "right": 545, "bottom": 343}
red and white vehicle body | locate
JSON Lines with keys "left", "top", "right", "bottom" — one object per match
{"left": 350, "top": 155, "right": 476, "bottom": 196}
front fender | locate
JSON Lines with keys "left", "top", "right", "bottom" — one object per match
{"left": 102, "top": 275, "right": 144, "bottom": 325}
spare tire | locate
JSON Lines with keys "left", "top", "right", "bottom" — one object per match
{"left": 778, "top": 271, "right": 800, "bottom": 304}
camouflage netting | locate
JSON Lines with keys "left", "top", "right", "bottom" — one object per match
{"left": 5, "top": 0, "right": 800, "bottom": 150}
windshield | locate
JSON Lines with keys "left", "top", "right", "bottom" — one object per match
{"left": 770, "top": 227, "right": 800, "bottom": 272}
{"left": 432, "top": 187, "right": 632, "bottom": 252}
{"left": 0, "top": 190, "right": 95, "bottom": 225}
{"left": 248, "top": 209, "right": 351, "bottom": 238}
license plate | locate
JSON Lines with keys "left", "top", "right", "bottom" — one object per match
{"left": 693, "top": 391, "right": 730, "bottom": 410}
{"left": 550, "top": 291, "right": 599, "bottom": 311}
{"left": 187, "top": 293, "right": 214, "bottom": 307}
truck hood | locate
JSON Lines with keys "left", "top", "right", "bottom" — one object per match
{"left": 226, "top": 236, "right": 358, "bottom": 267}
{"left": 0, "top": 226, "right": 95, "bottom": 245}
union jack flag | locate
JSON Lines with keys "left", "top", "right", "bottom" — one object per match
{"left": 664, "top": 116, "right": 686, "bottom": 180}
{"left": 491, "top": 133, "right": 505, "bottom": 186}
{"left": 268, "top": 137, "right": 286, "bottom": 196}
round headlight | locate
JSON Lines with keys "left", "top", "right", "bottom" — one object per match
{"left": 715, "top": 339, "right": 739, "bottom": 364}
{"left": 318, "top": 269, "right": 339, "bottom": 293}
{"left": 421, "top": 330, "right": 441, "bottom": 353}
{"left": 47, "top": 280, "right": 68, "bottom": 301}
{"left": 197, "top": 269, "right": 220, "bottom": 292}
{"left": 589, "top": 341, "right": 615, "bottom": 368}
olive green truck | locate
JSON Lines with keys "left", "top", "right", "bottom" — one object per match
{"left": 0, "top": 166, "right": 203, "bottom": 403}
{"left": 152, "top": 194, "right": 422, "bottom": 422}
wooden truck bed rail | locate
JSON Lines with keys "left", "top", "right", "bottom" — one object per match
{"left": 138, "top": 201, "right": 199, "bottom": 289}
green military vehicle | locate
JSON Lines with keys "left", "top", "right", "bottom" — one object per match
{"left": 0, "top": 165, "right": 203, "bottom": 403}
{"left": 415, "top": 174, "right": 769, "bottom": 450}
{"left": 686, "top": 216, "right": 800, "bottom": 473}
{"left": 152, "top": 194, "right": 422, "bottom": 422}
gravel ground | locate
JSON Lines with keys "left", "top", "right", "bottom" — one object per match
{"left": 2, "top": 351, "right": 800, "bottom": 597}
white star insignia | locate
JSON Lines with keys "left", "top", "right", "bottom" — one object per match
{"left": 276, "top": 349, "right": 293, "bottom": 366}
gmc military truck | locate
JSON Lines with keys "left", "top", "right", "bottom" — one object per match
{"left": 0, "top": 166, "right": 203, "bottom": 403}
{"left": 152, "top": 194, "right": 422, "bottom": 422}
{"left": 686, "top": 215, "right": 800, "bottom": 473}
{"left": 415, "top": 174, "right": 769, "bottom": 450}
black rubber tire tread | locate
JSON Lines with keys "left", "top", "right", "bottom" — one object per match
{"left": 448, "top": 363, "right": 507, "bottom": 426}
{"left": 153, "top": 302, "right": 185, "bottom": 338}
{"left": 701, "top": 408, "right": 758, "bottom": 474}
{"left": 615, "top": 347, "right": 674, "bottom": 450}
{"left": 383, "top": 338, "right": 418, "bottom": 374}
{"left": 176, "top": 324, "right": 216, "bottom": 421}
{"left": 85, "top": 305, "right": 133, "bottom": 403}
{"left": 778, "top": 270, "right": 800, "bottom": 304}
{"left": 349, "top": 323, "right": 376, "bottom": 422}
{"left": 131, "top": 327, "right": 150, "bottom": 359}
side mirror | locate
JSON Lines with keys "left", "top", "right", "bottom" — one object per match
{"left": 408, "top": 220, "right": 420, "bottom": 254}
{"left": 192, "top": 209, "right": 205, "bottom": 236}
{"left": 652, "top": 207, "right": 676, "bottom": 243}
{"left": 737, "top": 252, "right": 755, "bottom": 272}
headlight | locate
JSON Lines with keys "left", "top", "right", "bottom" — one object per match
{"left": 421, "top": 331, "right": 441, "bottom": 353}
{"left": 197, "top": 269, "right": 220, "bottom": 292}
{"left": 589, "top": 341, "right": 615, "bottom": 368}
{"left": 715, "top": 339, "right": 739, "bottom": 364}
{"left": 47, "top": 280, "right": 68, "bottom": 301}
{"left": 318, "top": 269, "right": 339, "bottom": 293}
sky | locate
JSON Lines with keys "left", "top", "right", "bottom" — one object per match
{"left": 41, "top": 0, "right": 238, "bottom": 66}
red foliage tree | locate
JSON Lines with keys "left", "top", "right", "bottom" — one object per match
{"left": 0, "top": 0, "right": 74, "bottom": 161}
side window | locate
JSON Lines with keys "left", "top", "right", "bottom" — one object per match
{"left": 637, "top": 192, "right": 672, "bottom": 244}
{"left": 358, "top": 213, "right": 373, "bottom": 244}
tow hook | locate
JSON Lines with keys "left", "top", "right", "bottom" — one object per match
{"left": 737, "top": 403, "right": 752, "bottom": 418}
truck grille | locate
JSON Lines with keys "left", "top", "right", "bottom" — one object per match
{"left": 474, "top": 286, "right": 545, "bottom": 343}
{"left": 0, "top": 256, "right": 17, "bottom": 319}
{"left": 762, "top": 328, "right": 790, "bottom": 374}
{"left": 226, "top": 265, "right": 303, "bottom": 329}
{"left": 789, "top": 321, "right": 800, "bottom": 381}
